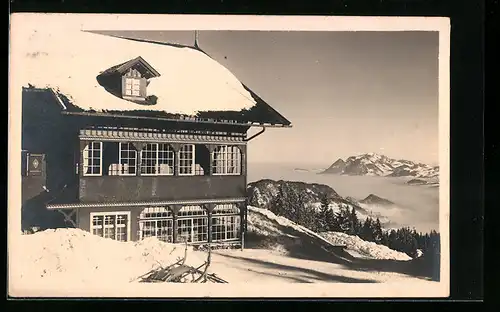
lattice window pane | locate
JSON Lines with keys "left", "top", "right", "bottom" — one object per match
{"left": 176, "top": 217, "right": 208, "bottom": 243}
{"left": 212, "top": 204, "right": 240, "bottom": 215}
{"left": 158, "top": 144, "right": 175, "bottom": 175}
{"left": 140, "top": 206, "right": 173, "bottom": 219}
{"left": 125, "top": 77, "right": 141, "bottom": 96}
{"left": 179, "top": 144, "right": 194, "bottom": 175}
{"left": 90, "top": 213, "right": 129, "bottom": 242}
{"left": 119, "top": 143, "right": 137, "bottom": 175}
{"left": 212, "top": 145, "right": 241, "bottom": 175}
{"left": 211, "top": 204, "right": 241, "bottom": 242}
{"left": 83, "top": 141, "right": 102, "bottom": 176}
{"left": 141, "top": 143, "right": 158, "bottom": 175}
{"left": 91, "top": 215, "right": 103, "bottom": 237}
{"left": 139, "top": 207, "right": 174, "bottom": 243}
{"left": 156, "top": 219, "right": 173, "bottom": 243}
{"left": 178, "top": 205, "right": 207, "bottom": 217}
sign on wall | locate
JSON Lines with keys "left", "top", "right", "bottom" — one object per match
{"left": 27, "top": 153, "right": 45, "bottom": 176}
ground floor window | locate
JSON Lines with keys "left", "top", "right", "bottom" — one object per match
{"left": 176, "top": 205, "right": 208, "bottom": 243}
{"left": 138, "top": 207, "right": 174, "bottom": 243}
{"left": 211, "top": 204, "right": 241, "bottom": 242}
{"left": 90, "top": 211, "right": 130, "bottom": 242}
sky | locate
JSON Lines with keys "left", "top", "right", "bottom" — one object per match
{"left": 93, "top": 30, "right": 439, "bottom": 167}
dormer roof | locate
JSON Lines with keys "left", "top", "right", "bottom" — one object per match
{"left": 100, "top": 56, "right": 161, "bottom": 79}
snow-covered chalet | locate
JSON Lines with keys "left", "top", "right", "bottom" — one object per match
{"left": 20, "top": 30, "right": 291, "bottom": 248}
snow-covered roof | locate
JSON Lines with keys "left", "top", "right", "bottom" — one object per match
{"left": 20, "top": 29, "right": 291, "bottom": 126}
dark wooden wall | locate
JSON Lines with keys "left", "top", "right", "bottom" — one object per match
{"left": 21, "top": 88, "right": 80, "bottom": 230}
{"left": 79, "top": 175, "right": 246, "bottom": 203}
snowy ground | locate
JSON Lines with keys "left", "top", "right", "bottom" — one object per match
{"left": 9, "top": 206, "right": 441, "bottom": 297}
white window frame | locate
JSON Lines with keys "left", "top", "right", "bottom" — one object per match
{"left": 124, "top": 77, "right": 141, "bottom": 97}
{"left": 176, "top": 205, "right": 208, "bottom": 243}
{"left": 140, "top": 143, "right": 175, "bottom": 176}
{"left": 138, "top": 207, "right": 174, "bottom": 243}
{"left": 211, "top": 204, "right": 241, "bottom": 242}
{"left": 178, "top": 144, "right": 195, "bottom": 176}
{"left": 90, "top": 211, "right": 131, "bottom": 242}
{"left": 212, "top": 145, "right": 242, "bottom": 176}
{"left": 118, "top": 142, "right": 137, "bottom": 176}
{"left": 83, "top": 141, "right": 103, "bottom": 176}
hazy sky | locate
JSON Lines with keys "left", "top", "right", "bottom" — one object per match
{"left": 98, "top": 30, "right": 439, "bottom": 167}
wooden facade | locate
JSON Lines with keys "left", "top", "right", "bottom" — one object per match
{"left": 21, "top": 49, "right": 290, "bottom": 248}
{"left": 21, "top": 88, "right": 257, "bottom": 247}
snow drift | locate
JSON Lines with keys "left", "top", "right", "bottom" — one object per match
{"left": 12, "top": 228, "right": 207, "bottom": 287}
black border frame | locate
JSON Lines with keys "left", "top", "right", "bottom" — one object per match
{"left": 7, "top": 0, "right": 486, "bottom": 305}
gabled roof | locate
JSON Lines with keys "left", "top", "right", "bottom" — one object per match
{"left": 20, "top": 29, "right": 292, "bottom": 127}
{"left": 100, "top": 56, "right": 161, "bottom": 79}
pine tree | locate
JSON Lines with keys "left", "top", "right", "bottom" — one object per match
{"left": 348, "top": 206, "right": 360, "bottom": 236}
{"left": 317, "top": 194, "right": 331, "bottom": 232}
{"left": 373, "top": 218, "right": 384, "bottom": 244}
{"left": 360, "top": 217, "right": 373, "bottom": 241}
{"left": 326, "top": 208, "right": 340, "bottom": 231}
{"left": 335, "top": 205, "right": 351, "bottom": 234}
{"left": 270, "top": 184, "right": 287, "bottom": 217}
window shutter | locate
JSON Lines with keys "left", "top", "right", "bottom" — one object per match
{"left": 140, "top": 78, "right": 147, "bottom": 97}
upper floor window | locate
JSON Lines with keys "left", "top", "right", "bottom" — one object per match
{"left": 212, "top": 145, "right": 242, "bottom": 175}
{"left": 83, "top": 141, "right": 102, "bottom": 176}
{"left": 140, "top": 143, "right": 175, "bottom": 176}
{"left": 118, "top": 143, "right": 137, "bottom": 176}
{"left": 179, "top": 144, "right": 195, "bottom": 176}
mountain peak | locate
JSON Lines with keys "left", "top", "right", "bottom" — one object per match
{"left": 319, "top": 153, "right": 439, "bottom": 180}
{"left": 359, "top": 194, "right": 395, "bottom": 206}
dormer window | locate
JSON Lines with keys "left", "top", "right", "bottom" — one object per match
{"left": 97, "top": 56, "right": 161, "bottom": 105}
{"left": 123, "top": 68, "right": 146, "bottom": 99}
{"left": 124, "top": 77, "right": 141, "bottom": 97}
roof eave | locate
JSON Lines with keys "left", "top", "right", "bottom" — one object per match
{"left": 60, "top": 110, "right": 292, "bottom": 128}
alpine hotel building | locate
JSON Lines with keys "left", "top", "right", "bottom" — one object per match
{"left": 20, "top": 31, "right": 291, "bottom": 248}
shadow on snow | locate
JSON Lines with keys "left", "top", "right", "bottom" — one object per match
{"left": 245, "top": 210, "right": 439, "bottom": 282}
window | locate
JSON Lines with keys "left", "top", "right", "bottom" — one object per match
{"left": 141, "top": 143, "right": 175, "bottom": 176}
{"left": 176, "top": 205, "right": 208, "bottom": 243}
{"left": 83, "top": 141, "right": 102, "bottom": 176}
{"left": 138, "top": 207, "right": 174, "bottom": 243}
{"left": 124, "top": 77, "right": 141, "bottom": 97}
{"left": 211, "top": 204, "right": 241, "bottom": 242}
{"left": 91, "top": 212, "right": 130, "bottom": 242}
{"left": 212, "top": 145, "right": 242, "bottom": 175}
{"left": 179, "top": 144, "right": 195, "bottom": 176}
{"left": 118, "top": 143, "right": 137, "bottom": 175}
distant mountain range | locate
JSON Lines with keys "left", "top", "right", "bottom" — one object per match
{"left": 319, "top": 153, "right": 439, "bottom": 181}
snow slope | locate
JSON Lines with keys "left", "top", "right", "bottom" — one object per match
{"left": 10, "top": 207, "right": 435, "bottom": 297}
{"left": 17, "top": 25, "right": 256, "bottom": 115}
{"left": 247, "top": 206, "right": 411, "bottom": 261}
